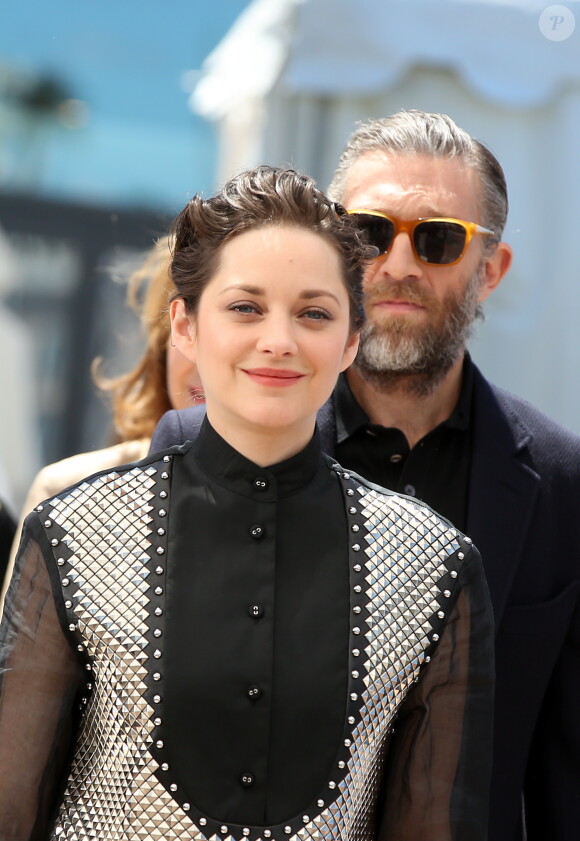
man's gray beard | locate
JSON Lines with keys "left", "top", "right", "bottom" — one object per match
{"left": 354, "top": 263, "right": 485, "bottom": 397}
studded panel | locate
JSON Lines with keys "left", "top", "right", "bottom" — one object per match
{"left": 43, "top": 463, "right": 464, "bottom": 841}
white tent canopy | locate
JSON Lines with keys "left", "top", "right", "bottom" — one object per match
{"left": 192, "top": 0, "right": 580, "bottom": 432}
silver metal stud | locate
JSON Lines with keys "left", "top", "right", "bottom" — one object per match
{"left": 170, "top": 783, "right": 177, "bottom": 792}
{"left": 352, "top": 648, "right": 360, "bottom": 657}
{"left": 183, "top": 803, "right": 190, "bottom": 811}
{"left": 342, "top": 472, "right": 350, "bottom": 479}
{"left": 264, "top": 830, "right": 271, "bottom": 838}
{"left": 154, "top": 607, "right": 163, "bottom": 616}
{"left": 328, "top": 781, "right": 336, "bottom": 789}
{"left": 156, "top": 547, "right": 164, "bottom": 555}
{"left": 338, "top": 760, "right": 346, "bottom": 769}
{"left": 243, "top": 829, "right": 250, "bottom": 836}
{"left": 69, "top": 623, "right": 76, "bottom": 631}
{"left": 353, "top": 563, "right": 361, "bottom": 572}
{"left": 425, "top": 655, "right": 431, "bottom": 663}
{"left": 163, "top": 455, "right": 171, "bottom": 463}
{"left": 352, "top": 543, "right": 360, "bottom": 551}
{"left": 351, "top": 670, "right": 359, "bottom": 679}
{"left": 57, "top": 558, "right": 65, "bottom": 566}
{"left": 344, "top": 738, "right": 352, "bottom": 747}
{"left": 458, "top": 551, "right": 465, "bottom": 559}
{"left": 443, "top": 589, "right": 451, "bottom": 598}
{"left": 35, "top": 505, "right": 43, "bottom": 512}
{"left": 64, "top": 600, "right": 72, "bottom": 609}
{"left": 353, "top": 606, "right": 361, "bottom": 614}
{"left": 346, "top": 489, "right": 354, "bottom": 496}
{"left": 317, "top": 799, "right": 324, "bottom": 808}
{"left": 161, "top": 471, "right": 169, "bottom": 480}
{"left": 161, "top": 763, "right": 169, "bottom": 771}
{"left": 349, "top": 506, "right": 356, "bottom": 514}
{"left": 199, "top": 817, "right": 206, "bottom": 825}
{"left": 154, "top": 717, "right": 161, "bottom": 726}
{"left": 450, "top": 570, "right": 458, "bottom": 578}
{"left": 153, "top": 694, "right": 161, "bottom": 703}
{"left": 221, "top": 826, "right": 228, "bottom": 835}
{"left": 153, "top": 649, "right": 162, "bottom": 659}
{"left": 153, "top": 672, "right": 161, "bottom": 681}
{"left": 77, "top": 644, "right": 83, "bottom": 652}
{"left": 353, "top": 584, "right": 361, "bottom": 593}
{"left": 156, "top": 740, "right": 164, "bottom": 748}
{"left": 432, "top": 633, "right": 439, "bottom": 641}
{"left": 51, "top": 539, "right": 59, "bottom": 547}
{"left": 62, "top": 578, "right": 69, "bottom": 586}
{"left": 353, "top": 627, "right": 360, "bottom": 635}
{"left": 154, "top": 587, "right": 163, "bottom": 595}
{"left": 159, "top": 491, "right": 168, "bottom": 499}
{"left": 44, "top": 519, "right": 52, "bottom": 528}
{"left": 437, "top": 610, "right": 445, "bottom": 619}
{"left": 155, "top": 566, "right": 163, "bottom": 574}
{"left": 154, "top": 629, "right": 162, "bottom": 638}
{"left": 350, "top": 692, "right": 358, "bottom": 701}
{"left": 157, "top": 528, "right": 165, "bottom": 536}
{"left": 159, "top": 509, "right": 167, "bottom": 517}
{"left": 284, "top": 826, "right": 292, "bottom": 834}
{"left": 302, "top": 815, "right": 309, "bottom": 823}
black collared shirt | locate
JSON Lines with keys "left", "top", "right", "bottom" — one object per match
{"left": 334, "top": 356, "right": 474, "bottom": 531}
{"left": 164, "top": 420, "right": 349, "bottom": 825}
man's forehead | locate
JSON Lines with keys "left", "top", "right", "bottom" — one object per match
{"left": 342, "top": 151, "right": 480, "bottom": 218}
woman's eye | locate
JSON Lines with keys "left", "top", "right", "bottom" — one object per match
{"left": 302, "top": 308, "right": 331, "bottom": 321}
{"left": 229, "top": 302, "right": 259, "bottom": 315}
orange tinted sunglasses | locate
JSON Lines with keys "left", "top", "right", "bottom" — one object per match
{"left": 348, "top": 209, "right": 495, "bottom": 266}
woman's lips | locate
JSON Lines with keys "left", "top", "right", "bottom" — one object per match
{"left": 242, "top": 368, "right": 305, "bottom": 387}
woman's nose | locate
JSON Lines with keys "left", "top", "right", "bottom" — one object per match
{"left": 255, "top": 315, "right": 298, "bottom": 356}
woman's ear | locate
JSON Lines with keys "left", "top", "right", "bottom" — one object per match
{"left": 169, "top": 298, "right": 197, "bottom": 362}
{"left": 340, "top": 331, "right": 360, "bottom": 373}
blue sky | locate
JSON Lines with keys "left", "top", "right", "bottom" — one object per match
{"left": 0, "top": 0, "right": 251, "bottom": 210}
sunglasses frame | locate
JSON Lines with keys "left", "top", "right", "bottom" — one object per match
{"left": 348, "top": 209, "right": 495, "bottom": 267}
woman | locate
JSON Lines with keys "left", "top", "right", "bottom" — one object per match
{"left": 0, "top": 167, "right": 493, "bottom": 840}
{"left": 2, "top": 236, "right": 204, "bottom": 596}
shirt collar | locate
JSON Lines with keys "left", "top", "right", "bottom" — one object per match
{"left": 334, "top": 352, "right": 474, "bottom": 443}
{"left": 192, "top": 417, "right": 323, "bottom": 499}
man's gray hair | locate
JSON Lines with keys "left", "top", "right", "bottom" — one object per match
{"left": 328, "top": 110, "right": 508, "bottom": 242}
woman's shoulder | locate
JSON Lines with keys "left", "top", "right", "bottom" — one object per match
{"left": 26, "top": 439, "right": 151, "bottom": 511}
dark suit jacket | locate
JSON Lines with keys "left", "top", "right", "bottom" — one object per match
{"left": 150, "top": 363, "right": 580, "bottom": 841}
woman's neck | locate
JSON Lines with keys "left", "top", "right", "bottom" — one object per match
{"left": 205, "top": 411, "right": 317, "bottom": 467}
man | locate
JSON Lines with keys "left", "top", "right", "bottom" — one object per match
{"left": 150, "top": 111, "right": 580, "bottom": 840}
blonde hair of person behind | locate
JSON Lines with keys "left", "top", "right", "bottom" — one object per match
{"left": 93, "top": 236, "right": 174, "bottom": 441}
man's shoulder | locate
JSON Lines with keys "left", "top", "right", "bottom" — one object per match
{"left": 149, "top": 406, "right": 206, "bottom": 453}
{"left": 473, "top": 365, "right": 580, "bottom": 469}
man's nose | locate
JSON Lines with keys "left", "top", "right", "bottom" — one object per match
{"left": 372, "top": 232, "right": 423, "bottom": 282}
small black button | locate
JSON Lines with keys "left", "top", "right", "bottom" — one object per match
{"left": 249, "top": 604, "right": 264, "bottom": 619}
{"left": 250, "top": 524, "right": 264, "bottom": 539}
{"left": 403, "top": 484, "right": 416, "bottom": 496}
{"left": 389, "top": 454, "right": 403, "bottom": 463}
{"left": 247, "top": 685, "right": 262, "bottom": 700}
{"left": 253, "top": 477, "right": 268, "bottom": 491}
{"left": 240, "top": 772, "right": 255, "bottom": 787}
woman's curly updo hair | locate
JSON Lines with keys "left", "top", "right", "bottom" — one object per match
{"left": 170, "top": 166, "right": 374, "bottom": 332}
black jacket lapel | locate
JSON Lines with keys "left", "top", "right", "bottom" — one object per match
{"left": 467, "top": 367, "right": 540, "bottom": 630}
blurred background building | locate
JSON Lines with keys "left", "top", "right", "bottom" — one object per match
{"left": 0, "top": 0, "right": 251, "bottom": 511}
{"left": 1, "top": 0, "right": 578, "bottom": 513}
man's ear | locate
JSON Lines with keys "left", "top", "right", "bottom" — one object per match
{"left": 340, "top": 331, "right": 360, "bottom": 372}
{"left": 169, "top": 298, "right": 197, "bottom": 361}
{"left": 478, "top": 242, "right": 513, "bottom": 302}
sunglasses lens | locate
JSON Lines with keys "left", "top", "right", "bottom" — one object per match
{"left": 414, "top": 221, "right": 467, "bottom": 265}
{"left": 353, "top": 214, "right": 395, "bottom": 256}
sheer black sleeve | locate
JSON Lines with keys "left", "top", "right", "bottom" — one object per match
{"left": 377, "top": 544, "right": 495, "bottom": 841}
{"left": 0, "top": 513, "right": 85, "bottom": 840}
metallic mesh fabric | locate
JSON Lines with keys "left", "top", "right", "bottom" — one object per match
{"left": 43, "top": 460, "right": 463, "bottom": 841}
